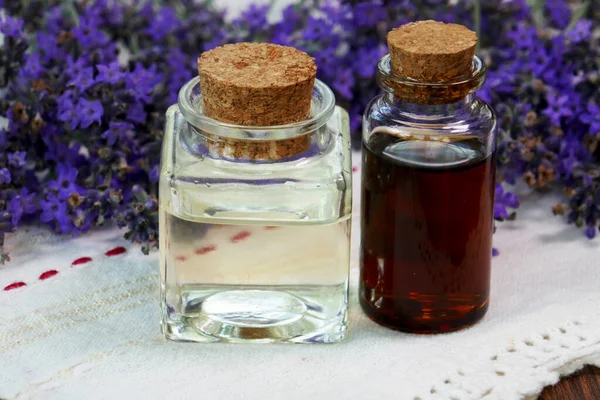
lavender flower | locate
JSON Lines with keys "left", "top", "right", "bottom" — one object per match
{"left": 48, "top": 165, "right": 81, "bottom": 201}
{"left": 8, "top": 188, "right": 36, "bottom": 226}
{"left": 96, "top": 62, "right": 123, "bottom": 85}
{"left": 494, "top": 184, "right": 520, "bottom": 221}
{"left": 0, "top": 0, "right": 598, "bottom": 263}
{"left": 543, "top": 93, "right": 574, "bottom": 126}
{"left": 567, "top": 20, "right": 593, "bottom": 44}
{"left": 39, "top": 193, "right": 67, "bottom": 226}
{"left": 0, "top": 14, "right": 24, "bottom": 39}
{"left": 580, "top": 102, "right": 600, "bottom": 135}
{"left": 0, "top": 168, "right": 11, "bottom": 185}
{"left": 7, "top": 151, "right": 26, "bottom": 168}
{"left": 77, "top": 99, "right": 104, "bottom": 128}
{"left": 354, "top": 1, "right": 387, "bottom": 27}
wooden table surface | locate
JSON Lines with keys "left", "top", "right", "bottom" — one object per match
{"left": 539, "top": 366, "right": 600, "bottom": 399}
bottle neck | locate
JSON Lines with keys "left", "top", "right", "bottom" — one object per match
{"left": 382, "top": 92, "right": 477, "bottom": 118}
{"left": 375, "top": 54, "right": 487, "bottom": 111}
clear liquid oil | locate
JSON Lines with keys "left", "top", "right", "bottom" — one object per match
{"left": 160, "top": 211, "right": 350, "bottom": 343}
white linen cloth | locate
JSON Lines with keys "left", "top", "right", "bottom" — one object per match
{"left": 1, "top": 154, "right": 599, "bottom": 400}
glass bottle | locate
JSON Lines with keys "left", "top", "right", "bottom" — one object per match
{"left": 360, "top": 23, "right": 496, "bottom": 333}
{"left": 159, "top": 76, "right": 352, "bottom": 343}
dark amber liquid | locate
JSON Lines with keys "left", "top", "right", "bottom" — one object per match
{"left": 360, "top": 133, "right": 495, "bottom": 333}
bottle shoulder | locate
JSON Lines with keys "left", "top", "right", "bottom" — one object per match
{"left": 159, "top": 107, "right": 352, "bottom": 224}
{"left": 363, "top": 95, "right": 496, "bottom": 138}
{"left": 161, "top": 106, "right": 352, "bottom": 182}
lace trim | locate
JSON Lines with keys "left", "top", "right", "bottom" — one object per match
{"left": 415, "top": 315, "right": 600, "bottom": 399}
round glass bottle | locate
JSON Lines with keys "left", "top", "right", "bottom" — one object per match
{"left": 160, "top": 77, "right": 352, "bottom": 343}
{"left": 360, "top": 42, "right": 496, "bottom": 332}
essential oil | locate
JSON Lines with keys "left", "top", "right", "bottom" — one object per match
{"left": 161, "top": 212, "right": 350, "bottom": 340}
{"left": 360, "top": 133, "right": 495, "bottom": 333}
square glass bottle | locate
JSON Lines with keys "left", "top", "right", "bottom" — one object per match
{"left": 159, "top": 76, "right": 352, "bottom": 343}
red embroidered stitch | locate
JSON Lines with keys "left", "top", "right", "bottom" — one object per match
{"left": 195, "top": 245, "right": 216, "bottom": 255}
{"left": 4, "top": 282, "right": 26, "bottom": 291}
{"left": 105, "top": 246, "right": 126, "bottom": 256}
{"left": 72, "top": 256, "right": 93, "bottom": 266}
{"left": 3, "top": 245, "right": 130, "bottom": 293}
{"left": 231, "top": 231, "right": 251, "bottom": 243}
{"left": 176, "top": 255, "right": 187, "bottom": 261}
{"left": 39, "top": 270, "right": 59, "bottom": 280}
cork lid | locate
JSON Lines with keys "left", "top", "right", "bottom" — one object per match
{"left": 196, "top": 43, "right": 317, "bottom": 161}
{"left": 387, "top": 20, "right": 477, "bottom": 82}
{"left": 198, "top": 43, "right": 316, "bottom": 126}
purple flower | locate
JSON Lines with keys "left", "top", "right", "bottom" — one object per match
{"left": 492, "top": 248, "right": 500, "bottom": 257}
{"left": 37, "top": 32, "right": 65, "bottom": 62}
{"left": 77, "top": 99, "right": 104, "bottom": 128}
{"left": 276, "top": 5, "right": 300, "bottom": 35}
{"left": 585, "top": 225, "right": 596, "bottom": 240}
{"left": 149, "top": 165, "right": 159, "bottom": 183}
{"left": 481, "top": 71, "right": 515, "bottom": 103}
{"left": 1, "top": 0, "right": 600, "bottom": 261}
{"left": 147, "top": 6, "right": 180, "bottom": 41}
{"left": 355, "top": 43, "right": 386, "bottom": 78}
{"left": 126, "top": 102, "right": 147, "bottom": 124}
{"left": 302, "top": 17, "right": 333, "bottom": 41}
{"left": 8, "top": 151, "right": 27, "bottom": 168}
{"left": 322, "top": 2, "right": 353, "bottom": 31}
{"left": 313, "top": 47, "right": 339, "bottom": 78}
{"left": 95, "top": 61, "right": 122, "bottom": 84}
{"left": 8, "top": 188, "right": 37, "bottom": 226}
{"left": 102, "top": 121, "right": 133, "bottom": 145}
{"left": 66, "top": 57, "right": 89, "bottom": 81}
{"left": 558, "top": 140, "right": 584, "bottom": 178}
{"left": 125, "top": 63, "right": 162, "bottom": 102}
{"left": 19, "top": 52, "right": 43, "bottom": 81}
{"left": 567, "top": 20, "right": 593, "bottom": 44}
{"left": 543, "top": 93, "right": 573, "bottom": 126}
{"left": 349, "top": 105, "right": 363, "bottom": 133}
{"left": 0, "top": 168, "right": 11, "bottom": 185}
{"left": 354, "top": 1, "right": 387, "bottom": 27}
{"left": 580, "top": 102, "right": 600, "bottom": 135}
{"left": 168, "top": 70, "right": 191, "bottom": 103}
{"left": 239, "top": 4, "right": 269, "bottom": 33}
{"left": 57, "top": 92, "right": 79, "bottom": 130}
{"left": 271, "top": 30, "right": 293, "bottom": 46}
{"left": 73, "top": 15, "right": 108, "bottom": 48}
{"left": 40, "top": 193, "right": 65, "bottom": 223}
{"left": 546, "top": 0, "right": 571, "bottom": 30}
{"left": 57, "top": 219, "right": 75, "bottom": 234}
{"left": 494, "top": 202, "right": 510, "bottom": 219}
{"left": 0, "top": 15, "right": 24, "bottom": 39}
{"left": 46, "top": 5, "right": 69, "bottom": 34}
{"left": 528, "top": 45, "right": 552, "bottom": 78}
{"left": 332, "top": 68, "right": 355, "bottom": 100}
{"left": 507, "top": 23, "right": 537, "bottom": 50}
{"left": 67, "top": 67, "right": 96, "bottom": 91}
{"left": 48, "top": 165, "right": 80, "bottom": 200}
{"left": 494, "top": 184, "right": 520, "bottom": 220}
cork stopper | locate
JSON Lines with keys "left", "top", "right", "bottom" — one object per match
{"left": 197, "top": 43, "right": 317, "bottom": 160}
{"left": 387, "top": 20, "right": 477, "bottom": 82}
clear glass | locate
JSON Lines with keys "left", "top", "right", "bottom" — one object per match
{"left": 160, "top": 78, "right": 352, "bottom": 343}
{"left": 360, "top": 54, "right": 497, "bottom": 333}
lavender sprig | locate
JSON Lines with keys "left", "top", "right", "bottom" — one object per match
{"left": 0, "top": 0, "right": 598, "bottom": 263}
